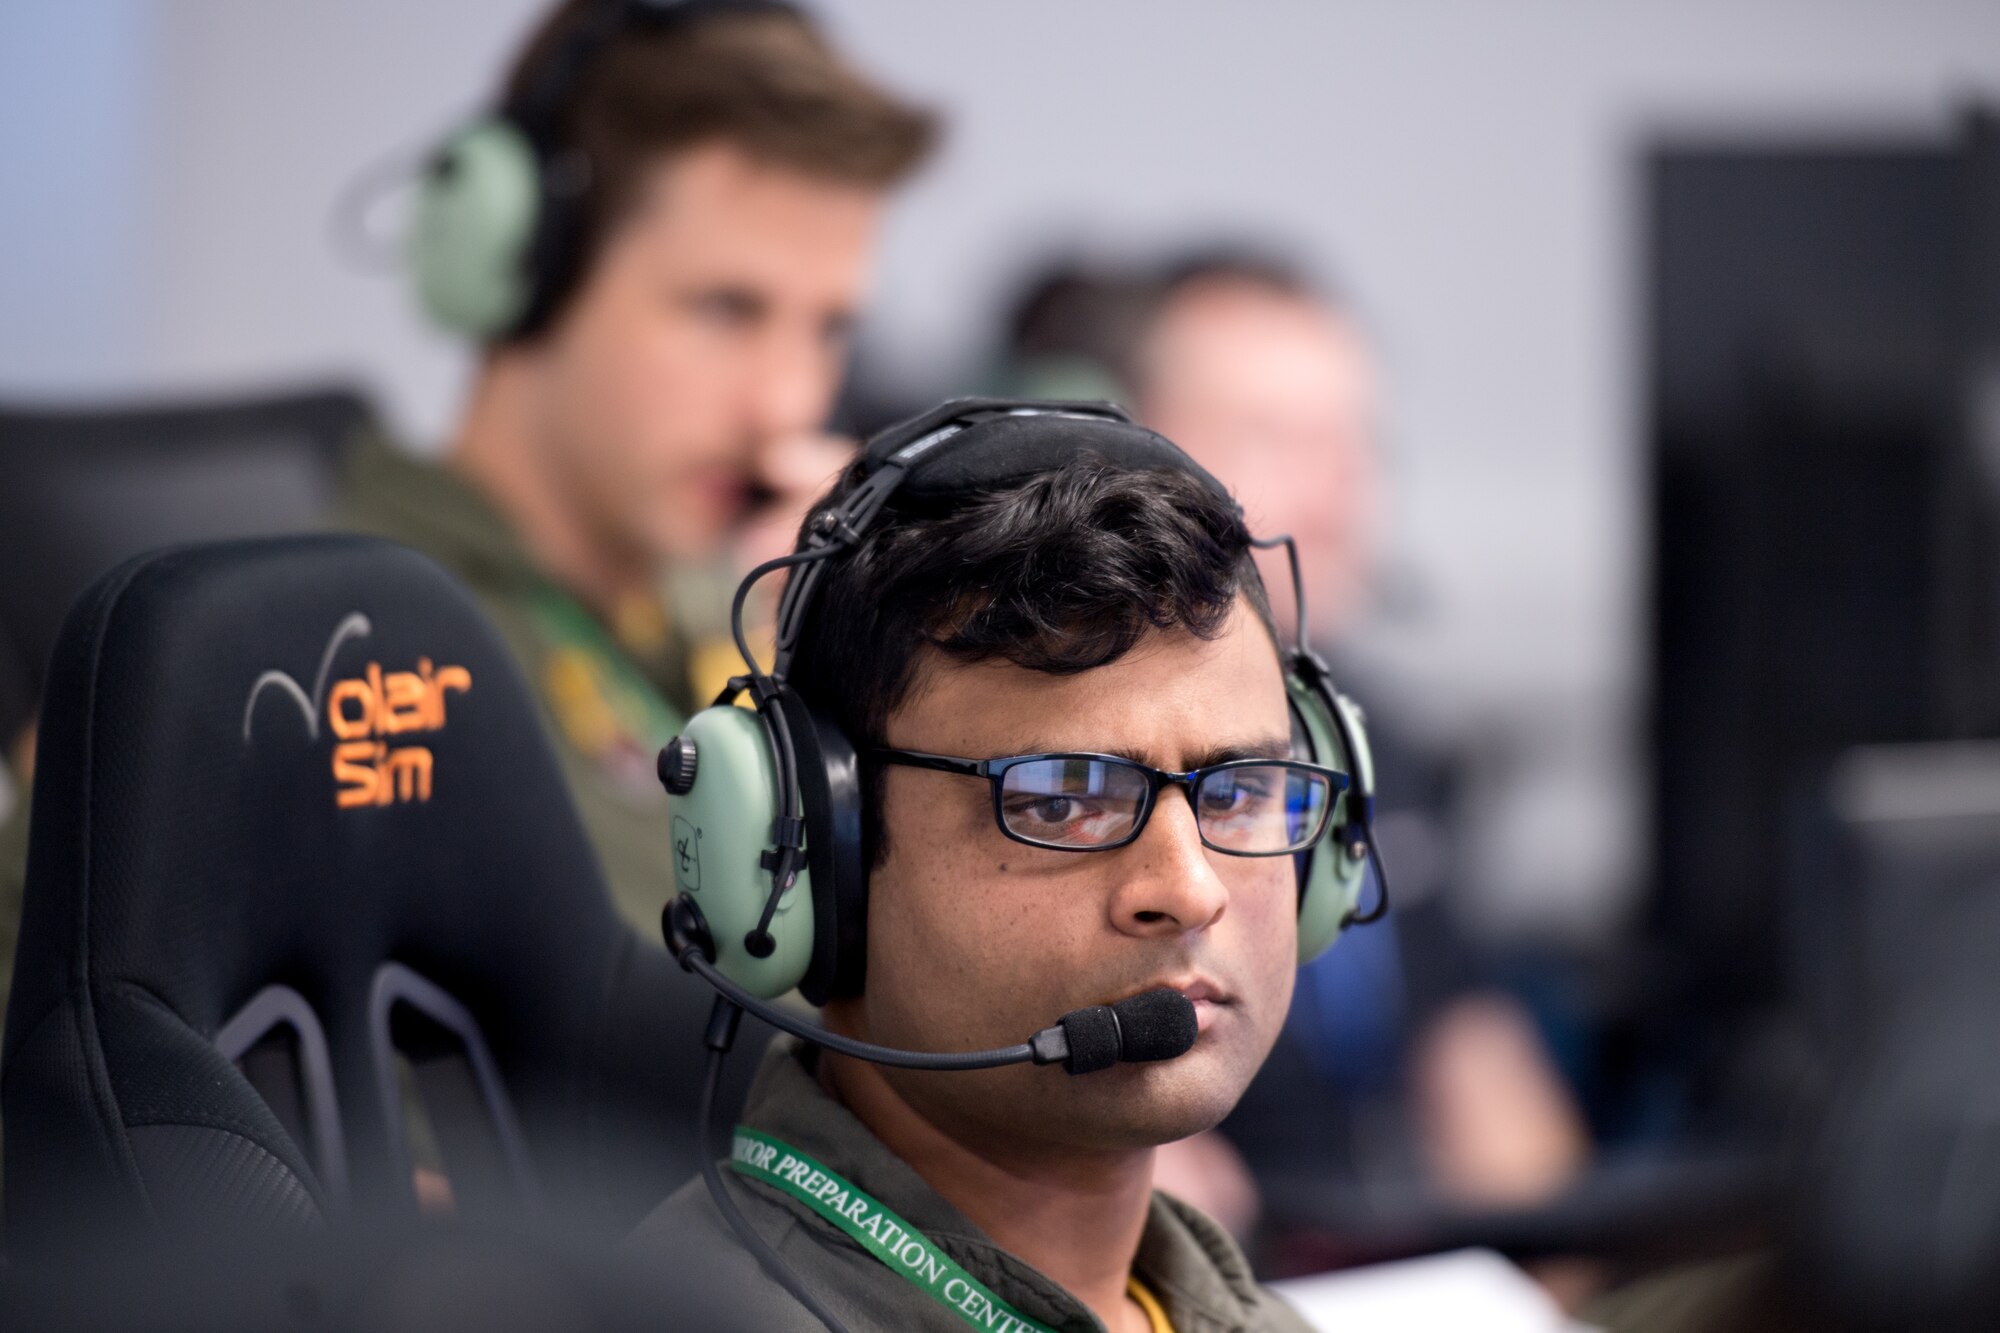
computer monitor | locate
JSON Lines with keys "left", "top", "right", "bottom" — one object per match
{"left": 1644, "top": 115, "right": 2000, "bottom": 1109}
{"left": 0, "top": 384, "right": 373, "bottom": 747}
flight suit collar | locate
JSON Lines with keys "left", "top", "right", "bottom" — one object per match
{"left": 740, "top": 1037, "right": 1283, "bottom": 1333}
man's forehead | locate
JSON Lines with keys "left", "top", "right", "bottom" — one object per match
{"left": 632, "top": 141, "right": 885, "bottom": 229}
{"left": 886, "top": 603, "right": 1290, "bottom": 762}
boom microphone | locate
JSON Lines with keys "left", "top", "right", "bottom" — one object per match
{"left": 677, "top": 946, "right": 1198, "bottom": 1074}
{"left": 1050, "top": 989, "right": 1202, "bottom": 1074}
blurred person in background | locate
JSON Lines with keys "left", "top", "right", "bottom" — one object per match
{"left": 330, "top": 0, "right": 936, "bottom": 933}
{"left": 0, "top": 0, "right": 932, "bottom": 1168}
{"left": 996, "top": 251, "right": 1591, "bottom": 1267}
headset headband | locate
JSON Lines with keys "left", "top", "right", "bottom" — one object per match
{"left": 504, "top": 0, "right": 801, "bottom": 144}
{"left": 855, "top": 398, "right": 1232, "bottom": 498}
{"left": 764, "top": 399, "right": 1238, "bottom": 678}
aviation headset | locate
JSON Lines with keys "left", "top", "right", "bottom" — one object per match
{"left": 659, "top": 398, "right": 1389, "bottom": 1005}
{"left": 405, "top": 0, "right": 797, "bottom": 341}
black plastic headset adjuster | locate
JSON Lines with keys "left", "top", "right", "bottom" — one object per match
{"left": 768, "top": 815, "right": 805, "bottom": 852}
{"left": 664, "top": 895, "right": 716, "bottom": 969}
{"left": 809, "top": 509, "right": 867, "bottom": 549}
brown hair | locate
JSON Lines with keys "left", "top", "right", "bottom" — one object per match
{"left": 500, "top": 2, "right": 938, "bottom": 322}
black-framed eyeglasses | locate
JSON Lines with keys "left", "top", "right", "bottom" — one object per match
{"left": 872, "top": 749, "right": 1350, "bottom": 856}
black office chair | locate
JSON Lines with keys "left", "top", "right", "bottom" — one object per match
{"left": 1, "top": 535, "right": 739, "bottom": 1251}
{"left": 0, "top": 384, "right": 372, "bottom": 749}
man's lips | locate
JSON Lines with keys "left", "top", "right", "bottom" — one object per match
{"left": 1121, "top": 976, "right": 1233, "bottom": 1036}
{"left": 681, "top": 469, "right": 753, "bottom": 516}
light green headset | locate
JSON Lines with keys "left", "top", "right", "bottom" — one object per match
{"left": 405, "top": 0, "right": 800, "bottom": 341}
{"left": 658, "top": 399, "right": 1389, "bottom": 1003}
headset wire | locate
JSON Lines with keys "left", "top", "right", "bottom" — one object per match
{"left": 1250, "top": 533, "right": 1391, "bottom": 928}
{"left": 727, "top": 545, "right": 837, "bottom": 946}
{"left": 698, "top": 1011, "right": 855, "bottom": 1333}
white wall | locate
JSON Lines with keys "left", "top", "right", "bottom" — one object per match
{"left": 6, "top": 0, "right": 2000, "bottom": 940}
{"left": 0, "top": 0, "right": 160, "bottom": 386}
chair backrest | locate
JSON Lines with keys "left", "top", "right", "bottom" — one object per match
{"left": 0, "top": 385, "right": 372, "bottom": 747}
{"left": 2, "top": 535, "right": 730, "bottom": 1250}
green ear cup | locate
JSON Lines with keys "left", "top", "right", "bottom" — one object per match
{"left": 406, "top": 120, "right": 542, "bottom": 338}
{"left": 1290, "top": 677, "right": 1374, "bottom": 963}
{"left": 1330, "top": 689, "right": 1375, "bottom": 799}
{"left": 666, "top": 705, "right": 816, "bottom": 998}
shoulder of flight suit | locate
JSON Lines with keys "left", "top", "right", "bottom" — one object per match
{"left": 326, "top": 433, "right": 686, "bottom": 933}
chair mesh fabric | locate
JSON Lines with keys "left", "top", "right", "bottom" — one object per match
{"left": 125, "top": 1125, "right": 325, "bottom": 1232}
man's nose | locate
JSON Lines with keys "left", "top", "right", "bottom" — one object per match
{"left": 746, "top": 325, "right": 837, "bottom": 443}
{"left": 1108, "top": 790, "right": 1229, "bottom": 938}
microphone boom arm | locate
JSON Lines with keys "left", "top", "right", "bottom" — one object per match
{"left": 680, "top": 948, "right": 1056, "bottom": 1070}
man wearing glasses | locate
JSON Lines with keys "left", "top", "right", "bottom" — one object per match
{"left": 629, "top": 441, "right": 1324, "bottom": 1332}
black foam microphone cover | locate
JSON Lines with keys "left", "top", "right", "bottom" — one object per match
{"left": 1111, "top": 989, "right": 1199, "bottom": 1063}
{"left": 1056, "top": 989, "right": 1199, "bottom": 1074}
{"left": 1058, "top": 1005, "right": 1122, "bottom": 1075}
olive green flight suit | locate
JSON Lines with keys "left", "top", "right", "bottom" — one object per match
{"left": 329, "top": 435, "right": 712, "bottom": 936}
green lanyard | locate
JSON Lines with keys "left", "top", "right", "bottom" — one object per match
{"left": 730, "top": 1127, "right": 1065, "bottom": 1333}
{"left": 527, "top": 586, "right": 682, "bottom": 743}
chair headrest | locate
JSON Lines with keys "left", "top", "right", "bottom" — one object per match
{"left": 10, "top": 534, "right": 619, "bottom": 1047}
{"left": 5, "top": 535, "right": 678, "bottom": 1245}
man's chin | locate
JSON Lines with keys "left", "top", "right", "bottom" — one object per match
{"left": 639, "top": 510, "right": 733, "bottom": 567}
{"left": 1067, "top": 1050, "right": 1253, "bottom": 1149}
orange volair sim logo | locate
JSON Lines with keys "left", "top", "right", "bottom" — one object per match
{"left": 242, "top": 613, "right": 472, "bottom": 809}
{"left": 326, "top": 656, "right": 471, "bottom": 807}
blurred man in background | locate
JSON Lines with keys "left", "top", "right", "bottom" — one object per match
{"left": 1133, "top": 254, "right": 1381, "bottom": 637}
{"left": 332, "top": 0, "right": 936, "bottom": 932}
{"left": 0, "top": 0, "right": 932, "bottom": 1163}
{"left": 996, "top": 251, "right": 1590, "bottom": 1267}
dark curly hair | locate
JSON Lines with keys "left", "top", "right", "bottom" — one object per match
{"left": 789, "top": 454, "right": 1278, "bottom": 859}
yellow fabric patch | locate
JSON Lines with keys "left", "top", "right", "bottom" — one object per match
{"left": 543, "top": 647, "right": 622, "bottom": 757}
{"left": 688, "top": 629, "right": 774, "bottom": 711}
{"left": 1128, "top": 1276, "right": 1174, "bottom": 1333}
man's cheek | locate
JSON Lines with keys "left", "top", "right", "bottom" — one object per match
{"left": 1230, "top": 861, "right": 1296, "bottom": 934}
{"left": 1236, "top": 871, "right": 1300, "bottom": 1016}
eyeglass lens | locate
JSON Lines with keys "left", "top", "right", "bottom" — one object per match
{"left": 996, "top": 759, "right": 1330, "bottom": 852}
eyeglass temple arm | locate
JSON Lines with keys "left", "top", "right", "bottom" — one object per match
{"left": 870, "top": 748, "right": 988, "bottom": 778}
